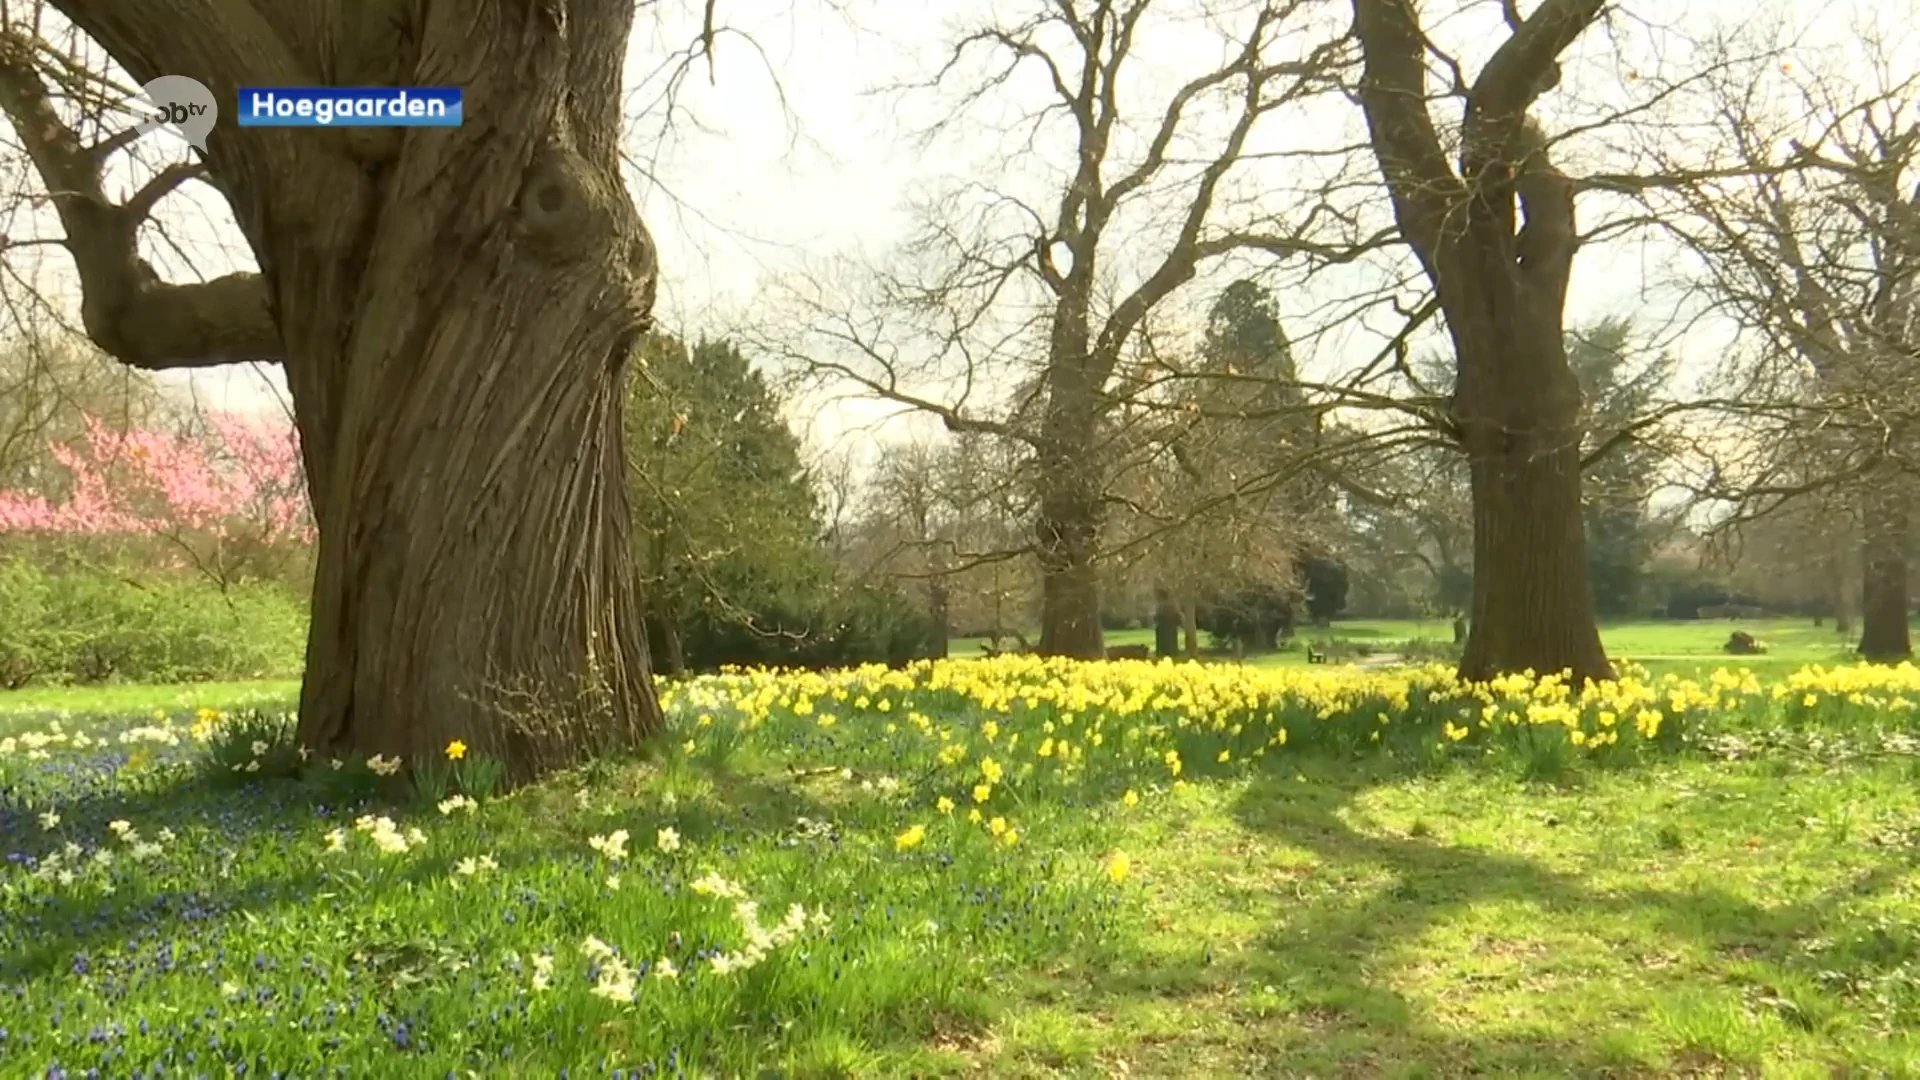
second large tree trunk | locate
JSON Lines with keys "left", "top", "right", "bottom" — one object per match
{"left": 927, "top": 576, "right": 951, "bottom": 660}
{"left": 1153, "top": 584, "right": 1181, "bottom": 658}
{"left": 1858, "top": 485, "right": 1911, "bottom": 661}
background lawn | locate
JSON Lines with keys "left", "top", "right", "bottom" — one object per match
{"left": 0, "top": 678, "right": 300, "bottom": 734}
{"left": 950, "top": 616, "right": 1874, "bottom": 679}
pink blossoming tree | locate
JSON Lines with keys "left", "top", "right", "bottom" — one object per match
{"left": 0, "top": 410, "right": 313, "bottom": 588}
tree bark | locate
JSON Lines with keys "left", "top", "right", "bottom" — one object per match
{"left": 18, "top": 0, "right": 667, "bottom": 780}
{"left": 295, "top": 342, "right": 659, "bottom": 778}
{"left": 1449, "top": 311, "right": 1613, "bottom": 681}
{"left": 293, "top": 25, "right": 659, "bottom": 778}
{"left": 1858, "top": 486, "right": 1911, "bottom": 660}
{"left": 1441, "top": 145, "right": 1613, "bottom": 686}
{"left": 1181, "top": 597, "right": 1200, "bottom": 658}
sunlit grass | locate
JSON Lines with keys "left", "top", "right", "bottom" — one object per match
{"left": 952, "top": 617, "right": 1875, "bottom": 681}
{"left": 0, "top": 678, "right": 300, "bottom": 729}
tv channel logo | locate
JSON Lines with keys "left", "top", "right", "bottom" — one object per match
{"left": 133, "top": 75, "right": 217, "bottom": 151}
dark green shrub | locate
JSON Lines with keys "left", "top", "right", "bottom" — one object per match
{"left": 654, "top": 579, "right": 935, "bottom": 673}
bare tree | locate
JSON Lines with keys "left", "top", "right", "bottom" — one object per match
{"left": 1108, "top": 279, "right": 1329, "bottom": 654}
{"left": 852, "top": 431, "right": 1039, "bottom": 656}
{"left": 866, "top": 439, "right": 957, "bottom": 658}
{"left": 766, "top": 0, "right": 1381, "bottom": 659}
{"left": 1647, "top": 26, "right": 1920, "bottom": 659}
{"left": 1723, "top": 482, "right": 1860, "bottom": 632}
{"left": 1349, "top": 0, "right": 1619, "bottom": 681}
{"left": 0, "top": 1, "right": 682, "bottom": 776}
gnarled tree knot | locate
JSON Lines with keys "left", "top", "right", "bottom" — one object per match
{"left": 514, "top": 146, "right": 607, "bottom": 261}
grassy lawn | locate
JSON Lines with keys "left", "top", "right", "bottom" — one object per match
{"left": 5, "top": 657, "right": 1920, "bottom": 1075}
{"left": 0, "top": 678, "right": 300, "bottom": 731}
{"left": 955, "top": 617, "right": 1871, "bottom": 680}
{"left": 999, "top": 753, "right": 1920, "bottom": 1076}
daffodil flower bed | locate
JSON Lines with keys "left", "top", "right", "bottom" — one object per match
{"left": 661, "top": 656, "right": 1858, "bottom": 796}
{"left": 3, "top": 655, "right": 1920, "bottom": 1074}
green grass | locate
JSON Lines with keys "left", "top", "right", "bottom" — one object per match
{"left": 996, "top": 752, "right": 1920, "bottom": 1076}
{"left": 956, "top": 616, "right": 1873, "bottom": 679}
{"left": 0, "top": 677, "right": 300, "bottom": 726}
{"left": 6, "top": 659, "right": 1920, "bottom": 1075}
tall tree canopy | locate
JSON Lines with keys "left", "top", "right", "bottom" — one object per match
{"left": 626, "top": 333, "right": 831, "bottom": 675}
{"left": 1652, "top": 29, "right": 1920, "bottom": 661}
{"left": 771, "top": 0, "right": 1369, "bottom": 660}
{"left": 1571, "top": 318, "right": 1672, "bottom": 618}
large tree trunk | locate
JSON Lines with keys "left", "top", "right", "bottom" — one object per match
{"left": 1034, "top": 290, "right": 1108, "bottom": 659}
{"left": 274, "top": 3, "right": 661, "bottom": 778}
{"left": 1348, "top": 0, "right": 1612, "bottom": 685}
{"left": 1181, "top": 597, "right": 1200, "bottom": 658}
{"left": 1452, "top": 305, "right": 1612, "bottom": 683}
{"left": 1442, "top": 132, "right": 1610, "bottom": 684}
{"left": 12, "top": 1, "right": 667, "bottom": 782}
{"left": 292, "top": 311, "right": 661, "bottom": 779}
{"left": 1858, "top": 485, "right": 1911, "bottom": 661}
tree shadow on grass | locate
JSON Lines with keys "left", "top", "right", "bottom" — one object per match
{"left": 0, "top": 864, "right": 338, "bottom": 983}
{"left": 1177, "top": 764, "right": 1919, "bottom": 1075}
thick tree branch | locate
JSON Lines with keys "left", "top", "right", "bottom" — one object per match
{"left": 45, "top": 0, "right": 310, "bottom": 94}
{"left": 1467, "top": 0, "right": 1603, "bottom": 126}
{"left": 1094, "top": 16, "right": 1345, "bottom": 365}
{"left": 1349, "top": 0, "right": 1464, "bottom": 263}
{"left": 86, "top": 125, "right": 142, "bottom": 162}
{"left": 0, "top": 33, "right": 279, "bottom": 369}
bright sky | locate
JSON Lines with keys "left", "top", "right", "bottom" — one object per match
{"left": 3, "top": 0, "right": 1911, "bottom": 475}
